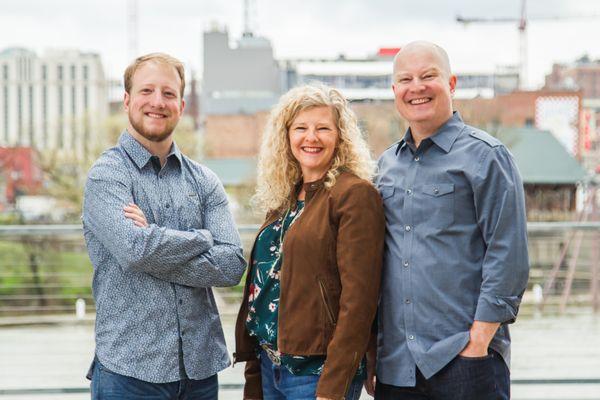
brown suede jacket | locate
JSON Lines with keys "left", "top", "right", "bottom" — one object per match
{"left": 234, "top": 171, "right": 385, "bottom": 400}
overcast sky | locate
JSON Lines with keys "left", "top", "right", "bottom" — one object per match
{"left": 1, "top": 0, "right": 599, "bottom": 87}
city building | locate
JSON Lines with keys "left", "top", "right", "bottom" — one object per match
{"left": 545, "top": 55, "right": 600, "bottom": 99}
{"left": 455, "top": 90, "right": 583, "bottom": 157}
{"left": 0, "top": 47, "right": 108, "bottom": 155}
{"left": 0, "top": 147, "right": 42, "bottom": 207}
{"left": 281, "top": 52, "right": 519, "bottom": 101}
{"left": 545, "top": 56, "right": 600, "bottom": 172}
{"left": 202, "top": 27, "right": 281, "bottom": 115}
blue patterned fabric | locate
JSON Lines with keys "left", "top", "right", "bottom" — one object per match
{"left": 83, "top": 131, "right": 246, "bottom": 383}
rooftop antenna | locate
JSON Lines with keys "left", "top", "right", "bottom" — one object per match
{"left": 242, "top": 0, "right": 256, "bottom": 38}
{"left": 127, "top": 0, "right": 139, "bottom": 59}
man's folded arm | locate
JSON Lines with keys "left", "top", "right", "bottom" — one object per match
{"left": 146, "top": 177, "right": 247, "bottom": 288}
{"left": 83, "top": 168, "right": 245, "bottom": 287}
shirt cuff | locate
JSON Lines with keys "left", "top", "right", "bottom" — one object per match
{"left": 474, "top": 293, "right": 522, "bottom": 324}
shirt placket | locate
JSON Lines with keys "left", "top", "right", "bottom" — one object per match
{"left": 159, "top": 161, "right": 188, "bottom": 378}
{"left": 400, "top": 146, "right": 421, "bottom": 381}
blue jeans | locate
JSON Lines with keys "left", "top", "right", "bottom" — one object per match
{"left": 90, "top": 359, "right": 218, "bottom": 400}
{"left": 374, "top": 350, "right": 510, "bottom": 400}
{"left": 260, "top": 350, "right": 363, "bottom": 400}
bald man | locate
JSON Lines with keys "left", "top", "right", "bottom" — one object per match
{"left": 369, "top": 42, "right": 529, "bottom": 400}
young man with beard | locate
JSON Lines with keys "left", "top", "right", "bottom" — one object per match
{"left": 367, "top": 42, "right": 529, "bottom": 400}
{"left": 83, "top": 53, "right": 246, "bottom": 399}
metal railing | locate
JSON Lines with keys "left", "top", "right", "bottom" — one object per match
{"left": 2, "top": 222, "right": 599, "bottom": 318}
{"left": 1, "top": 223, "right": 600, "bottom": 399}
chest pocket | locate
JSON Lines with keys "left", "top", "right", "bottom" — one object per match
{"left": 378, "top": 184, "right": 405, "bottom": 226}
{"left": 178, "top": 193, "right": 204, "bottom": 230}
{"left": 418, "top": 183, "right": 454, "bottom": 230}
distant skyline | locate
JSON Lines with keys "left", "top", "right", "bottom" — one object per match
{"left": 1, "top": 0, "right": 600, "bottom": 88}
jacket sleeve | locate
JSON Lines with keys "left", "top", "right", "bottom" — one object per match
{"left": 472, "top": 146, "right": 530, "bottom": 324}
{"left": 316, "top": 181, "right": 385, "bottom": 400}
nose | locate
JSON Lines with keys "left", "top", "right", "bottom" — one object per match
{"left": 305, "top": 127, "right": 319, "bottom": 141}
{"left": 408, "top": 78, "right": 426, "bottom": 92}
{"left": 149, "top": 91, "right": 166, "bottom": 108}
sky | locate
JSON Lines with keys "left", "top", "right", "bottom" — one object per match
{"left": 1, "top": 0, "right": 600, "bottom": 88}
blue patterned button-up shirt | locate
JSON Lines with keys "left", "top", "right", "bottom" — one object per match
{"left": 83, "top": 131, "right": 246, "bottom": 383}
{"left": 375, "top": 112, "right": 529, "bottom": 387}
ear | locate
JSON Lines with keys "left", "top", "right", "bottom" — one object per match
{"left": 449, "top": 75, "right": 457, "bottom": 93}
{"left": 179, "top": 98, "right": 186, "bottom": 115}
{"left": 124, "top": 92, "right": 130, "bottom": 112}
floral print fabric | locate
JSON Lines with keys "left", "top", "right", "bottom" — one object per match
{"left": 246, "top": 201, "right": 364, "bottom": 378}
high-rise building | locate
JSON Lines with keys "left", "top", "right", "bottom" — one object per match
{"left": 0, "top": 47, "right": 108, "bottom": 155}
{"left": 202, "top": 28, "right": 281, "bottom": 115}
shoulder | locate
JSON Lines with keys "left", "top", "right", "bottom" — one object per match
{"left": 463, "top": 126, "right": 503, "bottom": 148}
{"left": 330, "top": 171, "right": 379, "bottom": 200}
{"left": 378, "top": 140, "right": 402, "bottom": 160}
{"left": 181, "top": 156, "right": 222, "bottom": 186}
{"left": 87, "top": 146, "right": 130, "bottom": 183}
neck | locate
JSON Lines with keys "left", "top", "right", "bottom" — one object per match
{"left": 128, "top": 126, "right": 173, "bottom": 166}
{"left": 409, "top": 112, "right": 453, "bottom": 148}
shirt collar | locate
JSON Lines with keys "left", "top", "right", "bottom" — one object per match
{"left": 119, "top": 130, "right": 183, "bottom": 169}
{"left": 395, "top": 111, "right": 464, "bottom": 155}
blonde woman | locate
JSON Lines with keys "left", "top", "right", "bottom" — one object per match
{"left": 234, "top": 84, "right": 385, "bottom": 400}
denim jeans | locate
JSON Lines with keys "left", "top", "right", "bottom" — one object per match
{"left": 260, "top": 350, "right": 363, "bottom": 400}
{"left": 90, "top": 358, "right": 218, "bottom": 400}
{"left": 374, "top": 350, "right": 510, "bottom": 400}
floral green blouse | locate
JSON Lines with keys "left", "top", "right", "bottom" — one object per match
{"left": 246, "top": 201, "right": 364, "bottom": 378}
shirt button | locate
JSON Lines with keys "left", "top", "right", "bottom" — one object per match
{"left": 406, "top": 189, "right": 412, "bottom": 195}
{"left": 405, "top": 225, "right": 411, "bottom": 232}
{"left": 414, "top": 156, "right": 420, "bottom": 162}
{"left": 405, "top": 299, "right": 411, "bottom": 304}
{"left": 433, "top": 188, "right": 439, "bottom": 194}
{"left": 165, "top": 204, "right": 170, "bottom": 209}
{"left": 408, "top": 335, "right": 415, "bottom": 340}
{"left": 179, "top": 299, "right": 183, "bottom": 305}
{"left": 403, "top": 261, "right": 409, "bottom": 268}
{"left": 181, "top": 331, "right": 185, "bottom": 336}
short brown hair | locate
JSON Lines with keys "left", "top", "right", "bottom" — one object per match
{"left": 123, "top": 52, "right": 185, "bottom": 98}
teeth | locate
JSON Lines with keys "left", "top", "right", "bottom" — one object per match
{"left": 410, "top": 98, "right": 430, "bottom": 105}
{"left": 302, "top": 147, "right": 322, "bottom": 153}
{"left": 147, "top": 113, "right": 165, "bottom": 118}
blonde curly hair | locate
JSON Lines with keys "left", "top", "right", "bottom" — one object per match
{"left": 253, "top": 84, "right": 375, "bottom": 213}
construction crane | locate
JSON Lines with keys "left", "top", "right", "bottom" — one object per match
{"left": 457, "top": 0, "right": 600, "bottom": 89}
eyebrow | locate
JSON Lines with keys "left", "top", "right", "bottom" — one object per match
{"left": 395, "top": 66, "right": 442, "bottom": 77}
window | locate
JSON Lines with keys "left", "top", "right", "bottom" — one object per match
{"left": 29, "top": 85, "right": 34, "bottom": 145}
{"left": 58, "top": 65, "right": 63, "bottom": 81}
{"left": 3, "top": 86, "right": 8, "bottom": 142}
{"left": 17, "top": 86, "right": 22, "bottom": 144}
{"left": 71, "top": 65, "right": 76, "bottom": 80}
{"left": 42, "top": 86, "right": 48, "bottom": 147}
{"left": 58, "top": 86, "right": 64, "bottom": 148}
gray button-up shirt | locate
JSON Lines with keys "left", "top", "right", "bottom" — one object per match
{"left": 375, "top": 112, "right": 529, "bottom": 387}
{"left": 83, "top": 131, "right": 246, "bottom": 383}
